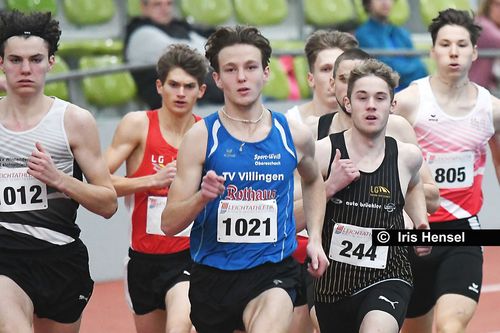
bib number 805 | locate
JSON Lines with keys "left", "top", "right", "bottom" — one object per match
{"left": 434, "top": 167, "right": 465, "bottom": 184}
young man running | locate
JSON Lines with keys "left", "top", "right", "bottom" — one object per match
{"left": 394, "top": 9, "right": 500, "bottom": 333}
{"left": 0, "top": 10, "right": 117, "bottom": 333}
{"left": 161, "top": 25, "right": 329, "bottom": 333}
{"left": 314, "top": 58, "right": 431, "bottom": 333}
{"left": 106, "top": 44, "right": 207, "bottom": 333}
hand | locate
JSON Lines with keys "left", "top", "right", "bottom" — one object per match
{"left": 200, "top": 170, "right": 225, "bottom": 201}
{"left": 27, "top": 142, "right": 64, "bottom": 190}
{"left": 306, "top": 239, "right": 329, "bottom": 278}
{"left": 414, "top": 223, "right": 432, "bottom": 256}
{"left": 325, "top": 149, "right": 360, "bottom": 198}
{"left": 153, "top": 160, "right": 177, "bottom": 189}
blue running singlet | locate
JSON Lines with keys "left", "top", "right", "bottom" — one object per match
{"left": 191, "top": 111, "right": 298, "bottom": 270}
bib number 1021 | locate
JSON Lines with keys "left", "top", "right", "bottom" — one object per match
{"left": 221, "top": 217, "right": 271, "bottom": 238}
{"left": 217, "top": 199, "right": 278, "bottom": 243}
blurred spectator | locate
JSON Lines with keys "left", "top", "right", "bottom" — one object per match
{"left": 470, "top": 0, "right": 500, "bottom": 92}
{"left": 355, "top": 0, "right": 427, "bottom": 91}
{"left": 124, "top": 0, "right": 223, "bottom": 109}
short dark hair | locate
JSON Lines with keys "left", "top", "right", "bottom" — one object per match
{"left": 0, "top": 10, "right": 61, "bottom": 57}
{"left": 428, "top": 8, "right": 482, "bottom": 46}
{"left": 333, "top": 48, "right": 372, "bottom": 78}
{"left": 205, "top": 25, "right": 272, "bottom": 73}
{"left": 304, "top": 30, "right": 358, "bottom": 71}
{"left": 347, "top": 58, "right": 400, "bottom": 101}
{"left": 156, "top": 43, "right": 208, "bottom": 85}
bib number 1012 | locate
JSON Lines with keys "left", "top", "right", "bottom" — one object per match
{"left": 0, "top": 184, "right": 47, "bottom": 212}
{"left": 1, "top": 185, "right": 43, "bottom": 205}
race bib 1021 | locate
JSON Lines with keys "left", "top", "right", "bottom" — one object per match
{"left": 217, "top": 199, "right": 277, "bottom": 243}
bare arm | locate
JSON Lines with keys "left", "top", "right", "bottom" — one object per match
{"left": 289, "top": 119, "right": 329, "bottom": 278}
{"left": 398, "top": 142, "right": 431, "bottom": 256}
{"left": 401, "top": 146, "right": 428, "bottom": 230}
{"left": 286, "top": 110, "right": 311, "bottom": 232}
{"left": 109, "top": 163, "right": 176, "bottom": 197}
{"left": 295, "top": 137, "right": 358, "bottom": 231}
{"left": 293, "top": 129, "right": 330, "bottom": 232}
{"left": 28, "top": 105, "right": 117, "bottom": 218}
{"left": 315, "top": 137, "right": 333, "bottom": 180}
{"left": 393, "top": 84, "right": 421, "bottom": 126}
{"left": 292, "top": 171, "right": 307, "bottom": 233}
{"left": 105, "top": 112, "right": 177, "bottom": 196}
{"left": 388, "top": 114, "right": 440, "bottom": 213}
{"left": 161, "top": 122, "right": 225, "bottom": 235}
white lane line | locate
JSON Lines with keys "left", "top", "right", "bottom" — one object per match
{"left": 483, "top": 283, "right": 500, "bottom": 293}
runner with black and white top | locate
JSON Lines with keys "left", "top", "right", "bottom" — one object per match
{"left": 314, "top": 59, "right": 430, "bottom": 333}
{"left": 0, "top": 10, "right": 117, "bottom": 333}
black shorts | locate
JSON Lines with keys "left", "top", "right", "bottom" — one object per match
{"left": 189, "top": 256, "right": 301, "bottom": 333}
{"left": 126, "top": 248, "right": 192, "bottom": 315}
{"left": 316, "top": 279, "right": 412, "bottom": 333}
{"left": 295, "top": 260, "right": 314, "bottom": 309}
{"left": 0, "top": 239, "right": 94, "bottom": 323}
{"left": 406, "top": 217, "right": 483, "bottom": 318}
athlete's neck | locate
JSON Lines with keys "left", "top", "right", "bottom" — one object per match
{"left": 431, "top": 74, "right": 470, "bottom": 93}
{"left": 301, "top": 98, "right": 335, "bottom": 118}
{"left": 344, "top": 128, "right": 386, "bottom": 172}
{"left": 0, "top": 94, "right": 53, "bottom": 131}
{"left": 335, "top": 109, "right": 354, "bottom": 132}
{"left": 221, "top": 103, "right": 266, "bottom": 124}
{"left": 158, "top": 108, "right": 196, "bottom": 138}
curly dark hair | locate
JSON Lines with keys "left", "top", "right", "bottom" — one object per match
{"left": 428, "top": 8, "right": 482, "bottom": 46}
{"left": 0, "top": 10, "right": 61, "bottom": 57}
{"left": 205, "top": 25, "right": 271, "bottom": 73}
